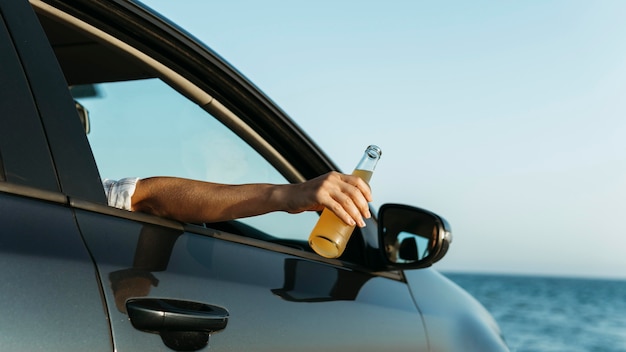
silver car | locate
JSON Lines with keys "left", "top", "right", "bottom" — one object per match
{"left": 0, "top": 0, "right": 508, "bottom": 350}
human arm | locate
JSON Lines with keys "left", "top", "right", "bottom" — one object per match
{"left": 129, "top": 171, "right": 372, "bottom": 226}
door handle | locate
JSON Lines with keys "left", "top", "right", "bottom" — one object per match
{"left": 126, "top": 298, "right": 229, "bottom": 351}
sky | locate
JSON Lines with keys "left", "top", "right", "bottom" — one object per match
{"left": 139, "top": 0, "right": 626, "bottom": 280}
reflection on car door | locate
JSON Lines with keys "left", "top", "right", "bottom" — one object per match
{"left": 75, "top": 208, "right": 428, "bottom": 351}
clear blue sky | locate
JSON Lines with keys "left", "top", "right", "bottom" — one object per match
{"left": 140, "top": 0, "right": 626, "bottom": 279}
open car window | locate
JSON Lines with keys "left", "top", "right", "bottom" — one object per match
{"left": 35, "top": 6, "right": 319, "bottom": 244}
{"left": 74, "top": 79, "right": 318, "bottom": 241}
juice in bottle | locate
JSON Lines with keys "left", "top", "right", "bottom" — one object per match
{"left": 308, "top": 146, "right": 381, "bottom": 258}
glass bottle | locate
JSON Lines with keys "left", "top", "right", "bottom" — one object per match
{"left": 308, "top": 145, "right": 382, "bottom": 258}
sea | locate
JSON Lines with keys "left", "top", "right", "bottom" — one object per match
{"left": 443, "top": 272, "right": 626, "bottom": 352}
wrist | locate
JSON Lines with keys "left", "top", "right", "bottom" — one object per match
{"left": 269, "top": 183, "right": 295, "bottom": 213}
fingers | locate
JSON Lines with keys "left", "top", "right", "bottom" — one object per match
{"left": 282, "top": 172, "right": 374, "bottom": 227}
{"left": 317, "top": 172, "right": 372, "bottom": 227}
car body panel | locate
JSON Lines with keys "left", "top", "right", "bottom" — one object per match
{"left": 0, "top": 191, "right": 112, "bottom": 351}
{"left": 405, "top": 269, "right": 509, "bottom": 351}
{"left": 75, "top": 208, "right": 428, "bottom": 351}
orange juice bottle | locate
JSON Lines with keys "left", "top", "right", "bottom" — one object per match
{"left": 308, "top": 145, "right": 382, "bottom": 258}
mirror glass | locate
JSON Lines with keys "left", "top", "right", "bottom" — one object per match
{"left": 74, "top": 101, "right": 90, "bottom": 134}
{"left": 379, "top": 204, "right": 450, "bottom": 267}
{"left": 71, "top": 85, "right": 100, "bottom": 135}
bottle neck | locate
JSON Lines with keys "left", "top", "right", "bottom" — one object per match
{"left": 355, "top": 156, "right": 379, "bottom": 172}
{"left": 354, "top": 145, "right": 382, "bottom": 172}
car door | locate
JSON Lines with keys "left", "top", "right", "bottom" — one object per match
{"left": 65, "top": 72, "right": 428, "bottom": 352}
{"left": 29, "top": 1, "right": 430, "bottom": 351}
{"left": 74, "top": 210, "right": 426, "bottom": 351}
{"left": 0, "top": 1, "right": 112, "bottom": 350}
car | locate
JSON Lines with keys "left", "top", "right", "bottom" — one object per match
{"left": 0, "top": 0, "right": 509, "bottom": 351}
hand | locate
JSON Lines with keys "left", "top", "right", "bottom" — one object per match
{"left": 281, "top": 171, "right": 372, "bottom": 227}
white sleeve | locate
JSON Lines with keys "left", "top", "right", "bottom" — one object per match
{"left": 102, "top": 177, "right": 140, "bottom": 211}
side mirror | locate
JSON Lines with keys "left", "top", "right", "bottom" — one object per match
{"left": 75, "top": 100, "right": 91, "bottom": 134}
{"left": 378, "top": 203, "right": 452, "bottom": 269}
{"left": 71, "top": 84, "right": 100, "bottom": 135}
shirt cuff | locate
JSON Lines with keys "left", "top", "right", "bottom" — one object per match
{"left": 102, "top": 177, "right": 139, "bottom": 211}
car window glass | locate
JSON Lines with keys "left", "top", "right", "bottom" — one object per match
{"left": 74, "top": 78, "right": 318, "bottom": 242}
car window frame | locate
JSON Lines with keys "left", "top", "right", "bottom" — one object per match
{"left": 30, "top": 0, "right": 393, "bottom": 273}
{"left": 0, "top": 6, "right": 59, "bottom": 192}
{"left": 7, "top": 0, "right": 105, "bottom": 203}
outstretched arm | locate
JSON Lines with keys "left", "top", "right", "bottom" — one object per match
{"left": 130, "top": 171, "right": 372, "bottom": 227}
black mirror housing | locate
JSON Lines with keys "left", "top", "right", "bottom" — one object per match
{"left": 378, "top": 203, "right": 452, "bottom": 270}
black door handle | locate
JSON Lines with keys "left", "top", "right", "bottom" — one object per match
{"left": 126, "top": 298, "right": 229, "bottom": 351}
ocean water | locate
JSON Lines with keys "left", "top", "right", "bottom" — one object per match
{"left": 444, "top": 273, "right": 626, "bottom": 352}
